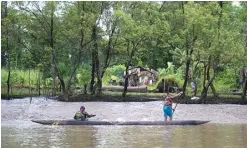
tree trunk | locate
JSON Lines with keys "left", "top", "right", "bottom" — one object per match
{"left": 122, "top": 41, "right": 132, "bottom": 97}
{"left": 200, "top": 66, "right": 217, "bottom": 103}
{"left": 50, "top": 3, "right": 56, "bottom": 97}
{"left": 38, "top": 71, "right": 41, "bottom": 96}
{"left": 29, "top": 68, "right": 31, "bottom": 96}
{"left": 7, "top": 65, "right": 11, "bottom": 100}
{"left": 93, "top": 3, "right": 110, "bottom": 96}
{"left": 242, "top": 3, "right": 247, "bottom": 103}
{"left": 90, "top": 50, "right": 96, "bottom": 95}
{"left": 96, "top": 78, "right": 102, "bottom": 96}
{"left": 3, "top": 1, "right": 11, "bottom": 100}
{"left": 242, "top": 69, "right": 247, "bottom": 103}
{"left": 62, "top": 1, "right": 87, "bottom": 100}
{"left": 90, "top": 3, "right": 103, "bottom": 95}
{"left": 182, "top": 34, "right": 194, "bottom": 102}
{"left": 52, "top": 65, "right": 56, "bottom": 96}
{"left": 182, "top": 58, "right": 190, "bottom": 102}
{"left": 122, "top": 38, "right": 145, "bottom": 97}
{"left": 206, "top": 56, "right": 217, "bottom": 98}
{"left": 49, "top": 2, "right": 66, "bottom": 99}
{"left": 181, "top": 16, "right": 197, "bottom": 103}
{"left": 95, "top": 51, "right": 100, "bottom": 96}
{"left": 203, "top": 63, "right": 207, "bottom": 89}
{"left": 194, "top": 85, "right": 197, "bottom": 97}
{"left": 122, "top": 64, "right": 130, "bottom": 97}
{"left": 180, "top": 1, "right": 186, "bottom": 101}
{"left": 96, "top": 19, "right": 118, "bottom": 96}
{"left": 84, "top": 84, "right": 87, "bottom": 95}
{"left": 15, "top": 25, "right": 21, "bottom": 69}
{"left": 90, "top": 24, "right": 98, "bottom": 95}
{"left": 43, "top": 79, "right": 45, "bottom": 96}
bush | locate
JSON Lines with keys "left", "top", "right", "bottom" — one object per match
{"left": 1, "top": 68, "right": 38, "bottom": 87}
{"left": 214, "top": 68, "right": 238, "bottom": 92}
{"left": 148, "top": 74, "right": 183, "bottom": 91}
{"left": 1, "top": 68, "right": 8, "bottom": 87}
{"left": 149, "top": 62, "right": 184, "bottom": 91}
{"left": 76, "top": 65, "right": 91, "bottom": 87}
{"left": 103, "top": 64, "right": 125, "bottom": 85}
{"left": 157, "top": 62, "right": 175, "bottom": 77}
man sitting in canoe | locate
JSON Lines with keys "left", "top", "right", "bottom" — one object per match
{"left": 74, "top": 106, "right": 96, "bottom": 121}
{"left": 163, "top": 92, "right": 183, "bottom": 121}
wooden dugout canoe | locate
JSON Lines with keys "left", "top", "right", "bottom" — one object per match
{"left": 31, "top": 120, "right": 210, "bottom": 125}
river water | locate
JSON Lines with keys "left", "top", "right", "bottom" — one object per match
{"left": 1, "top": 97, "right": 247, "bottom": 148}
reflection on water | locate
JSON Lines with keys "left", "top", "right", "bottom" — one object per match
{"left": 2, "top": 122, "right": 247, "bottom": 148}
{"left": 1, "top": 97, "right": 247, "bottom": 148}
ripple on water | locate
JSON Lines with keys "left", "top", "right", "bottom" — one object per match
{"left": 1, "top": 97, "right": 247, "bottom": 148}
{"left": 2, "top": 98, "right": 247, "bottom": 123}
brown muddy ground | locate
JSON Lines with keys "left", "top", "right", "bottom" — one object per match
{"left": 2, "top": 93, "right": 247, "bottom": 104}
{"left": 57, "top": 94, "right": 247, "bottom": 105}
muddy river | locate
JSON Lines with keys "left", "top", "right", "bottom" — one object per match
{"left": 1, "top": 97, "right": 247, "bottom": 148}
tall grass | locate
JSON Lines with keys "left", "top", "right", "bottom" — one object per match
{"left": 214, "top": 68, "right": 239, "bottom": 92}
{"left": 1, "top": 68, "right": 40, "bottom": 87}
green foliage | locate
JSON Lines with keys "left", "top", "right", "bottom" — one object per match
{"left": 148, "top": 62, "right": 184, "bottom": 90}
{"left": 157, "top": 62, "right": 175, "bottom": 76}
{"left": 45, "top": 77, "right": 53, "bottom": 87}
{"left": 164, "top": 75, "right": 184, "bottom": 87}
{"left": 10, "top": 71, "right": 19, "bottom": 84}
{"left": 76, "top": 65, "right": 91, "bottom": 86}
{"left": 214, "top": 67, "right": 239, "bottom": 92}
{"left": 58, "top": 62, "right": 69, "bottom": 77}
{"left": 1, "top": 1, "right": 246, "bottom": 97}
{"left": 169, "top": 48, "right": 186, "bottom": 66}
{"left": 148, "top": 74, "right": 184, "bottom": 91}
{"left": 1, "top": 69, "right": 8, "bottom": 86}
{"left": 102, "top": 65, "right": 125, "bottom": 85}
{"left": 157, "top": 62, "right": 185, "bottom": 82}
{"left": 1, "top": 68, "right": 39, "bottom": 87}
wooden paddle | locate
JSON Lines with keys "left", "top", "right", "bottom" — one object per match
{"left": 89, "top": 115, "right": 96, "bottom": 118}
{"left": 172, "top": 92, "right": 183, "bottom": 114}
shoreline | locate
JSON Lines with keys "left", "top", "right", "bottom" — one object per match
{"left": 2, "top": 93, "right": 247, "bottom": 104}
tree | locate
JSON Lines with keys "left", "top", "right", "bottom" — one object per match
{"left": 241, "top": 2, "right": 247, "bottom": 103}
{"left": 113, "top": 2, "right": 154, "bottom": 97}
{"left": 1, "top": 1, "right": 11, "bottom": 99}
{"left": 198, "top": 2, "right": 244, "bottom": 103}
{"left": 94, "top": 2, "right": 120, "bottom": 96}
{"left": 17, "top": 1, "right": 94, "bottom": 100}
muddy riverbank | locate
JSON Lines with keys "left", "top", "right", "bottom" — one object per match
{"left": 58, "top": 94, "right": 247, "bottom": 104}
{"left": 2, "top": 93, "right": 247, "bottom": 104}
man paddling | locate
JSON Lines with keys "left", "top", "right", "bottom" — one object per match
{"left": 74, "top": 106, "right": 96, "bottom": 121}
{"left": 163, "top": 92, "right": 183, "bottom": 121}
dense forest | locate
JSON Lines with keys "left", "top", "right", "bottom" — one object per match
{"left": 1, "top": 1, "right": 247, "bottom": 103}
